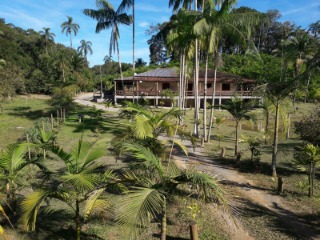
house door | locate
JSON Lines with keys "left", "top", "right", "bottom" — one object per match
{"left": 188, "top": 83, "right": 193, "bottom": 91}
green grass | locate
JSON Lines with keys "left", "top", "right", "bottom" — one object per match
{"left": 0, "top": 96, "right": 52, "bottom": 150}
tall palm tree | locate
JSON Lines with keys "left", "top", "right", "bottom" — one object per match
{"left": 20, "top": 138, "right": 117, "bottom": 240}
{"left": 117, "top": 142, "right": 226, "bottom": 240}
{"left": 77, "top": 40, "right": 93, "bottom": 62}
{"left": 38, "top": 27, "right": 55, "bottom": 54}
{"left": 83, "top": 0, "right": 132, "bottom": 95}
{"left": 61, "top": 16, "right": 80, "bottom": 48}
{"left": 193, "top": 0, "right": 260, "bottom": 141}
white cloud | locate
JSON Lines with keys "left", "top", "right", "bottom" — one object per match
{"left": 139, "top": 22, "right": 149, "bottom": 28}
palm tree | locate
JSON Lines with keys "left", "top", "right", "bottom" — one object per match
{"left": 113, "top": 102, "right": 192, "bottom": 157}
{"left": 221, "top": 96, "right": 252, "bottom": 156}
{"left": 0, "top": 144, "right": 45, "bottom": 205}
{"left": 294, "top": 144, "right": 320, "bottom": 197}
{"left": 255, "top": 82, "right": 294, "bottom": 177}
{"left": 77, "top": 40, "right": 93, "bottom": 62}
{"left": 61, "top": 16, "right": 80, "bottom": 48}
{"left": 117, "top": 142, "right": 226, "bottom": 240}
{"left": 308, "top": 20, "right": 320, "bottom": 38}
{"left": 38, "top": 27, "right": 55, "bottom": 54}
{"left": 20, "top": 138, "right": 117, "bottom": 240}
{"left": 83, "top": 0, "right": 132, "bottom": 95}
{"left": 192, "top": 0, "right": 260, "bottom": 141}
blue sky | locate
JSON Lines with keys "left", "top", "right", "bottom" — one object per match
{"left": 1, "top": 0, "right": 319, "bottom": 66}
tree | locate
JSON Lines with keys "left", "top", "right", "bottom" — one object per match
{"left": 77, "top": 40, "right": 93, "bottom": 62}
{"left": 113, "top": 102, "right": 191, "bottom": 157}
{"left": 308, "top": 20, "right": 320, "bottom": 39}
{"left": 117, "top": 142, "right": 226, "bottom": 240}
{"left": 61, "top": 16, "right": 80, "bottom": 48}
{"left": 135, "top": 58, "right": 147, "bottom": 67}
{"left": 255, "top": 82, "right": 294, "bottom": 177}
{"left": 20, "top": 138, "right": 117, "bottom": 240}
{"left": 83, "top": 0, "right": 132, "bottom": 95}
{"left": 221, "top": 96, "right": 252, "bottom": 156}
{"left": 294, "top": 144, "right": 320, "bottom": 197}
{"left": 38, "top": 27, "right": 55, "bottom": 54}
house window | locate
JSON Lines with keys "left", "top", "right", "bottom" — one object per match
{"left": 207, "top": 83, "right": 212, "bottom": 88}
{"left": 222, "top": 83, "right": 230, "bottom": 91}
{"left": 188, "top": 83, "right": 193, "bottom": 91}
{"left": 163, "top": 83, "right": 170, "bottom": 90}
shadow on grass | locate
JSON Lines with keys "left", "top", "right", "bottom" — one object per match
{"left": 8, "top": 109, "right": 48, "bottom": 120}
{"left": 22, "top": 208, "right": 105, "bottom": 240}
{"left": 237, "top": 197, "right": 320, "bottom": 240}
{"left": 65, "top": 113, "right": 125, "bottom": 135}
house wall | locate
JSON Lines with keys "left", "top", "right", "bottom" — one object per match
{"left": 137, "top": 81, "right": 179, "bottom": 93}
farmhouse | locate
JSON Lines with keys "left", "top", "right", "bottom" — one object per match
{"left": 114, "top": 67, "right": 257, "bottom": 107}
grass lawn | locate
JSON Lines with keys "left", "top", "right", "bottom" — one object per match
{"left": 0, "top": 96, "right": 53, "bottom": 150}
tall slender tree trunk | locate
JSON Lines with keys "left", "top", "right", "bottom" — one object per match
{"left": 132, "top": 0, "right": 135, "bottom": 103}
{"left": 305, "top": 72, "right": 311, "bottom": 103}
{"left": 117, "top": 49, "right": 126, "bottom": 98}
{"left": 207, "top": 67, "right": 217, "bottom": 141}
{"left": 235, "top": 121, "right": 239, "bottom": 156}
{"left": 203, "top": 54, "right": 208, "bottom": 142}
{"left": 193, "top": 0, "right": 200, "bottom": 138}
{"left": 308, "top": 162, "right": 312, "bottom": 197}
{"left": 265, "top": 110, "right": 269, "bottom": 145}
{"left": 161, "top": 202, "right": 167, "bottom": 240}
{"left": 272, "top": 102, "right": 280, "bottom": 177}
{"left": 70, "top": 33, "right": 72, "bottom": 48}
{"left": 62, "top": 64, "right": 66, "bottom": 83}
{"left": 76, "top": 199, "right": 81, "bottom": 240}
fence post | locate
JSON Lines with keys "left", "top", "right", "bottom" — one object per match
{"left": 189, "top": 221, "right": 199, "bottom": 240}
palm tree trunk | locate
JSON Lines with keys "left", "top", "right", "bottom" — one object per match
{"left": 193, "top": 0, "right": 200, "bottom": 138}
{"left": 117, "top": 49, "right": 126, "bottom": 98}
{"left": 70, "top": 33, "right": 72, "bottom": 48}
{"left": 62, "top": 63, "right": 66, "bottom": 83}
{"left": 207, "top": 67, "right": 217, "bottom": 141}
{"left": 160, "top": 200, "right": 167, "bottom": 240}
{"left": 305, "top": 72, "right": 311, "bottom": 103}
{"left": 76, "top": 199, "right": 81, "bottom": 240}
{"left": 203, "top": 54, "right": 208, "bottom": 142}
{"left": 308, "top": 162, "right": 312, "bottom": 197}
{"left": 235, "top": 121, "right": 239, "bottom": 156}
{"left": 265, "top": 111, "right": 269, "bottom": 145}
{"left": 272, "top": 102, "right": 279, "bottom": 177}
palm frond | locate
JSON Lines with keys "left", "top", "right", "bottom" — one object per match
{"left": 83, "top": 188, "right": 109, "bottom": 220}
{"left": 122, "top": 143, "right": 164, "bottom": 176}
{"left": 60, "top": 172, "right": 97, "bottom": 192}
{"left": 117, "top": 187, "right": 164, "bottom": 236}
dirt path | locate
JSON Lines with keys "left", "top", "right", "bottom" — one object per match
{"left": 74, "top": 94, "right": 320, "bottom": 240}
{"left": 174, "top": 143, "right": 320, "bottom": 240}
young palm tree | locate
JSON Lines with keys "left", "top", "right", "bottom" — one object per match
{"left": 221, "top": 96, "right": 252, "bottom": 156}
{"left": 117, "top": 142, "right": 227, "bottom": 240}
{"left": 77, "top": 40, "right": 93, "bottom": 62}
{"left": 61, "top": 16, "right": 80, "bottom": 48}
{"left": 38, "top": 27, "right": 55, "bottom": 54}
{"left": 113, "top": 102, "right": 192, "bottom": 157}
{"left": 20, "top": 138, "right": 118, "bottom": 240}
{"left": 83, "top": 0, "right": 132, "bottom": 95}
{"left": 0, "top": 144, "right": 45, "bottom": 204}
{"left": 294, "top": 144, "right": 320, "bottom": 197}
